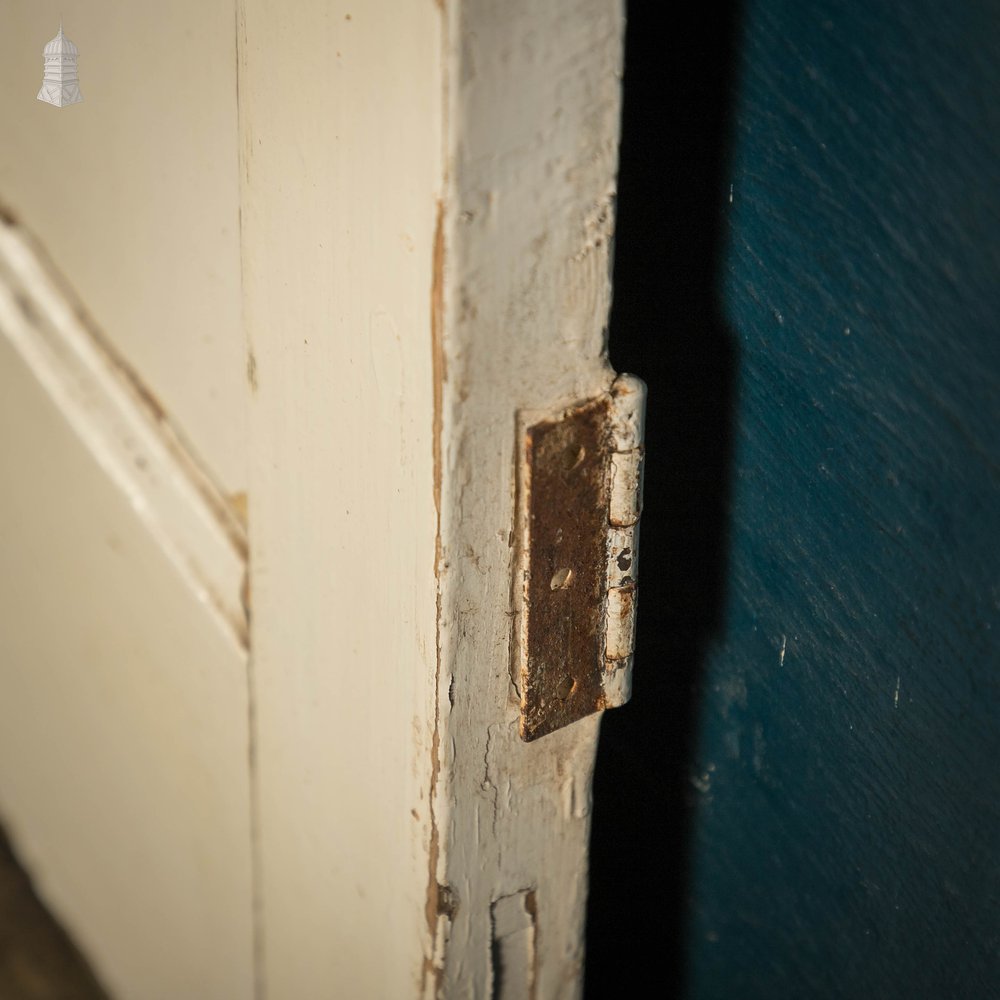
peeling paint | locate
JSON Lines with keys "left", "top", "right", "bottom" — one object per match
{"left": 422, "top": 197, "right": 447, "bottom": 998}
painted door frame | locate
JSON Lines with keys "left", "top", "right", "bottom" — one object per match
{"left": 0, "top": 2, "right": 631, "bottom": 996}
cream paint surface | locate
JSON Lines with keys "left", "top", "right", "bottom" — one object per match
{"left": 0, "top": 0, "right": 245, "bottom": 493}
{"left": 0, "top": 328, "right": 253, "bottom": 999}
{"left": 238, "top": 2, "right": 442, "bottom": 996}
{"left": 242, "top": 0, "right": 625, "bottom": 995}
{"left": 0, "top": 219, "right": 248, "bottom": 651}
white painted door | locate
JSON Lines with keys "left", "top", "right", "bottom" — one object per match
{"left": 0, "top": 2, "right": 632, "bottom": 997}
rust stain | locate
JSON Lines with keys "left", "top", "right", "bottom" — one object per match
{"left": 422, "top": 198, "right": 448, "bottom": 997}
{"left": 519, "top": 396, "right": 612, "bottom": 741}
{"left": 612, "top": 586, "right": 634, "bottom": 621}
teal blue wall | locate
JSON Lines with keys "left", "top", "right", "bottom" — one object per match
{"left": 588, "top": 2, "right": 1000, "bottom": 996}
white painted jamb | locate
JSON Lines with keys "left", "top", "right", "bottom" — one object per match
{"left": 431, "top": 1, "right": 627, "bottom": 996}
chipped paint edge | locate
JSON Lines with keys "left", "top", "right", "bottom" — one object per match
{"left": 434, "top": 1, "right": 628, "bottom": 993}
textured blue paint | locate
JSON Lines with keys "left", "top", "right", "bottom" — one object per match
{"left": 688, "top": 0, "right": 1000, "bottom": 995}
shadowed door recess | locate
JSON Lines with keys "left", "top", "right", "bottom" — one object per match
{"left": 588, "top": 0, "right": 1000, "bottom": 997}
{"left": 0, "top": 829, "right": 106, "bottom": 999}
{"left": 586, "top": 0, "right": 742, "bottom": 994}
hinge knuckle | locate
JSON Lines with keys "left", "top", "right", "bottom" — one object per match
{"left": 609, "top": 449, "right": 644, "bottom": 527}
{"left": 609, "top": 373, "right": 647, "bottom": 451}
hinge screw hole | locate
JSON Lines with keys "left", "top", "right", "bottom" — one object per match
{"left": 550, "top": 567, "right": 574, "bottom": 590}
{"left": 557, "top": 676, "right": 576, "bottom": 700}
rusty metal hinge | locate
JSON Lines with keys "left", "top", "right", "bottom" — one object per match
{"left": 515, "top": 374, "right": 646, "bottom": 741}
